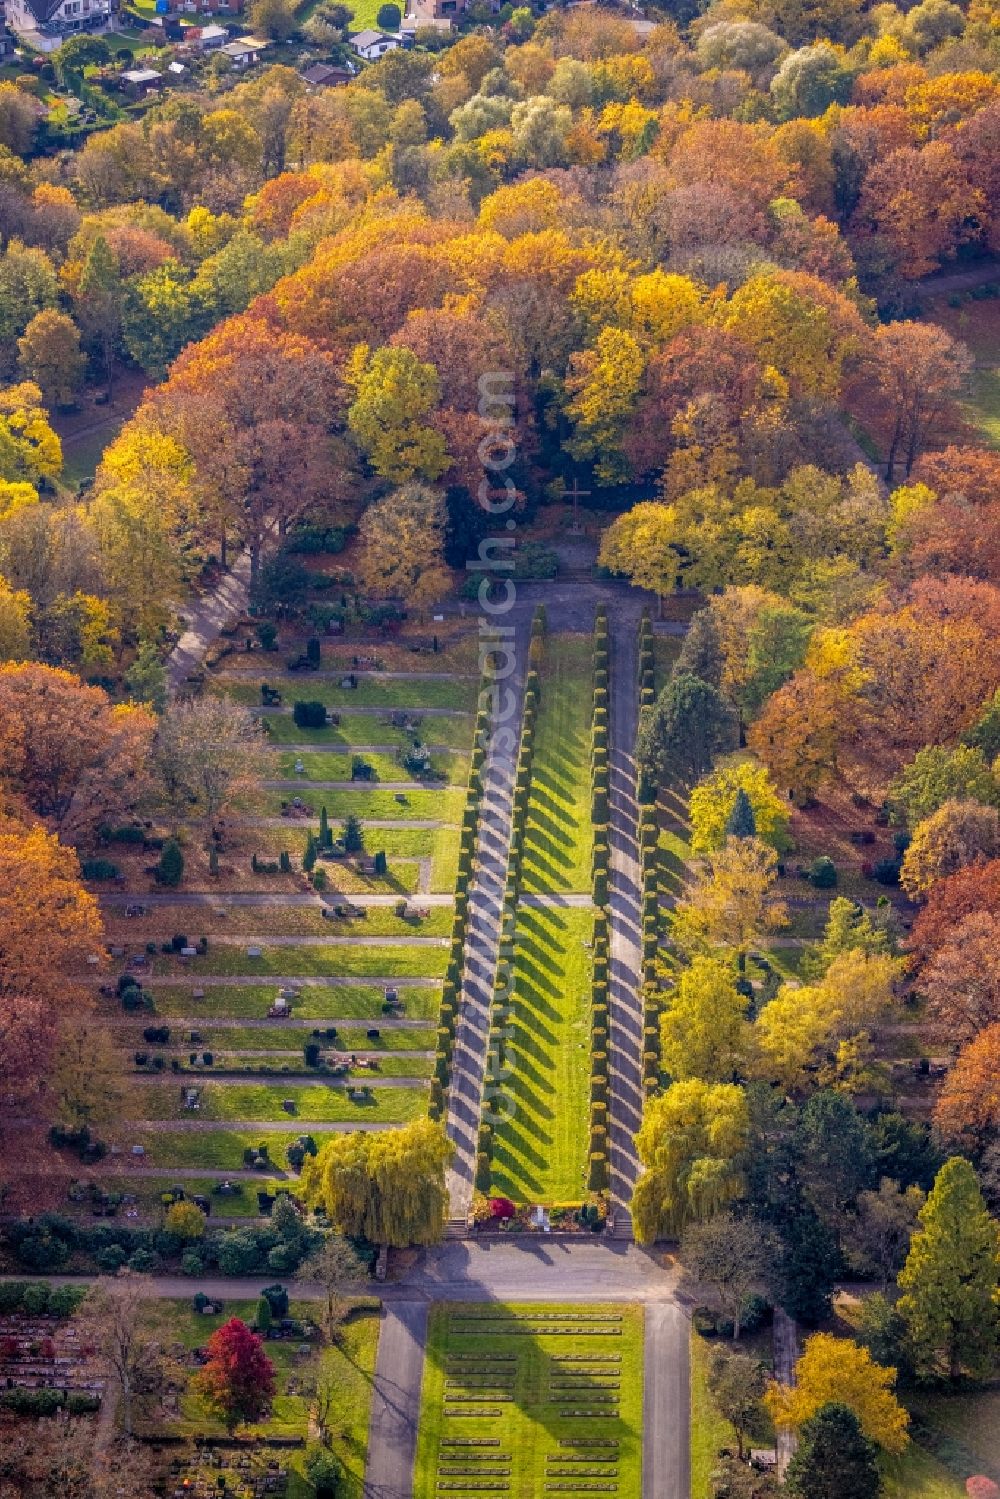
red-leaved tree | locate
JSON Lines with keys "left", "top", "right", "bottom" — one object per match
{"left": 195, "top": 1317, "right": 276, "bottom": 1432}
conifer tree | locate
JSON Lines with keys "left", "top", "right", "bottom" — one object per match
{"left": 898, "top": 1156, "right": 1000, "bottom": 1380}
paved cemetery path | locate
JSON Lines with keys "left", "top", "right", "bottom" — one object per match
{"left": 6, "top": 1238, "right": 681, "bottom": 1304}
{"left": 644, "top": 1301, "right": 691, "bottom": 1499}
{"left": 167, "top": 545, "right": 255, "bottom": 691}
{"left": 363, "top": 1302, "right": 428, "bottom": 1499}
{"left": 774, "top": 1308, "right": 800, "bottom": 1476}
{"left": 608, "top": 624, "right": 644, "bottom": 1232}
{"left": 444, "top": 622, "right": 526, "bottom": 1219}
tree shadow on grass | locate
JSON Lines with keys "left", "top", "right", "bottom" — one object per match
{"left": 414, "top": 1301, "right": 644, "bottom": 1499}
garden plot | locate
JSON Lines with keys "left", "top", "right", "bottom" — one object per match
{"left": 149, "top": 940, "right": 451, "bottom": 980}
{"left": 221, "top": 676, "right": 478, "bottom": 713}
{"left": 95, "top": 634, "right": 480, "bottom": 1200}
{"left": 128, "top": 1125, "right": 391, "bottom": 1171}
{"left": 414, "top": 1304, "right": 643, "bottom": 1499}
{"left": 259, "top": 711, "right": 475, "bottom": 749}
{"left": 139, "top": 1297, "right": 380, "bottom": 1498}
{"left": 141, "top": 982, "right": 442, "bottom": 1023}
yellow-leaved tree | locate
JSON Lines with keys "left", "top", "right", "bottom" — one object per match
{"left": 767, "top": 1332, "right": 909, "bottom": 1453}
{"left": 632, "top": 1078, "right": 749, "bottom": 1243}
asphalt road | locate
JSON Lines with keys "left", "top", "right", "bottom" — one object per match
{"left": 363, "top": 1302, "right": 428, "bottom": 1499}
{"left": 644, "top": 1302, "right": 691, "bottom": 1499}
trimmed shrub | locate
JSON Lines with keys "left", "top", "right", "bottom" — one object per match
{"left": 293, "top": 700, "right": 327, "bottom": 729}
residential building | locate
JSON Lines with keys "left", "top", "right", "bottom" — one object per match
{"left": 186, "top": 21, "right": 229, "bottom": 45}
{"left": 349, "top": 27, "right": 400, "bottom": 59}
{"left": 218, "top": 32, "right": 267, "bottom": 65}
{"left": 6, "top": 0, "right": 118, "bottom": 49}
{"left": 120, "top": 64, "right": 163, "bottom": 94}
{"left": 299, "top": 60, "right": 353, "bottom": 86}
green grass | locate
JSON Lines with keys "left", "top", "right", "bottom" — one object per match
{"left": 135, "top": 1079, "right": 428, "bottom": 1122}
{"left": 882, "top": 1446, "right": 967, "bottom": 1499}
{"left": 152, "top": 941, "right": 450, "bottom": 979}
{"left": 344, "top": 0, "right": 390, "bottom": 29}
{"left": 261, "top": 711, "right": 473, "bottom": 748}
{"left": 522, "top": 634, "right": 594, "bottom": 896}
{"left": 148, "top": 906, "right": 453, "bottom": 941}
{"left": 244, "top": 787, "right": 468, "bottom": 821}
{"left": 488, "top": 906, "right": 594, "bottom": 1204}
{"left": 652, "top": 635, "right": 681, "bottom": 685}
{"left": 963, "top": 366, "right": 1000, "bottom": 448}
{"left": 119, "top": 1021, "right": 437, "bottom": 1052}
{"left": 129, "top": 1124, "right": 404, "bottom": 1169}
{"left": 413, "top": 1304, "right": 644, "bottom": 1499}
{"left": 222, "top": 676, "right": 477, "bottom": 712}
{"left": 882, "top": 1386, "right": 1000, "bottom": 1496}
{"left": 100, "top": 1175, "right": 289, "bottom": 1217}
{"left": 139, "top": 1053, "right": 434, "bottom": 1078}
{"left": 690, "top": 1332, "right": 736, "bottom": 1499}
{"left": 141, "top": 983, "right": 441, "bottom": 1022}
{"left": 140, "top": 1299, "right": 380, "bottom": 1497}
{"left": 272, "top": 748, "right": 469, "bottom": 784}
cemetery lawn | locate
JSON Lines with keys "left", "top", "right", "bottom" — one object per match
{"left": 146, "top": 983, "right": 442, "bottom": 1021}
{"left": 690, "top": 1331, "right": 737, "bottom": 1499}
{"left": 140, "top": 1298, "right": 380, "bottom": 1498}
{"left": 120, "top": 1022, "right": 437, "bottom": 1052}
{"left": 221, "top": 676, "right": 477, "bottom": 712}
{"left": 413, "top": 1303, "right": 644, "bottom": 1499}
{"left": 102, "top": 1175, "right": 287, "bottom": 1217}
{"left": 273, "top": 749, "right": 469, "bottom": 783}
{"left": 137, "top": 1079, "right": 429, "bottom": 1122}
{"left": 881, "top": 1386, "right": 1000, "bottom": 1498}
{"left": 154, "top": 941, "right": 450, "bottom": 979}
{"left": 488, "top": 906, "right": 594, "bottom": 1204}
{"left": 244, "top": 788, "right": 468, "bottom": 820}
{"left": 521, "top": 634, "right": 594, "bottom": 896}
{"left": 260, "top": 711, "right": 473, "bottom": 749}
{"left": 130, "top": 1125, "right": 390, "bottom": 1169}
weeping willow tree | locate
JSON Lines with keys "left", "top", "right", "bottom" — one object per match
{"left": 632, "top": 1078, "right": 749, "bottom": 1244}
{"left": 301, "top": 1118, "right": 454, "bottom": 1247}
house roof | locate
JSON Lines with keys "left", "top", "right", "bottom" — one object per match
{"left": 220, "top": 34, "right": 266, "bottom": 54}
{"left": 197, "top": 22, "right": 228, "bottom": 36}
{"left": 300, "top": 61, "right": 351, "bottom": 84}
{"left": 17, "top": 0, "right": 65, "bottom": 27}
{"left": 122, "top": 66, "right": 162, "bottom": 82}
{"left": 351, "top": 27, "right": 388, "bottom": 46}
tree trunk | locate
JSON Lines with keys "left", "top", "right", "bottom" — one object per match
{"left": 220, "top": 529, "right": 228, "bottom": 570}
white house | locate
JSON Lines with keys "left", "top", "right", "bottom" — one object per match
{"left": 6, "top": 0, "right": 116, "bottom": 48}
{"left": 349, "top": 27, "right": 400, "bottom": 60}
{"left": 189, "top": 21, "right": 228, "bottom": 46}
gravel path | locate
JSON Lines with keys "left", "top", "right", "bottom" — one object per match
{"left": 608, "top": 622, "right": 644, "bottom": 1232}
{"left": 167, "top": 546, "right": 255, "bottom": 691}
